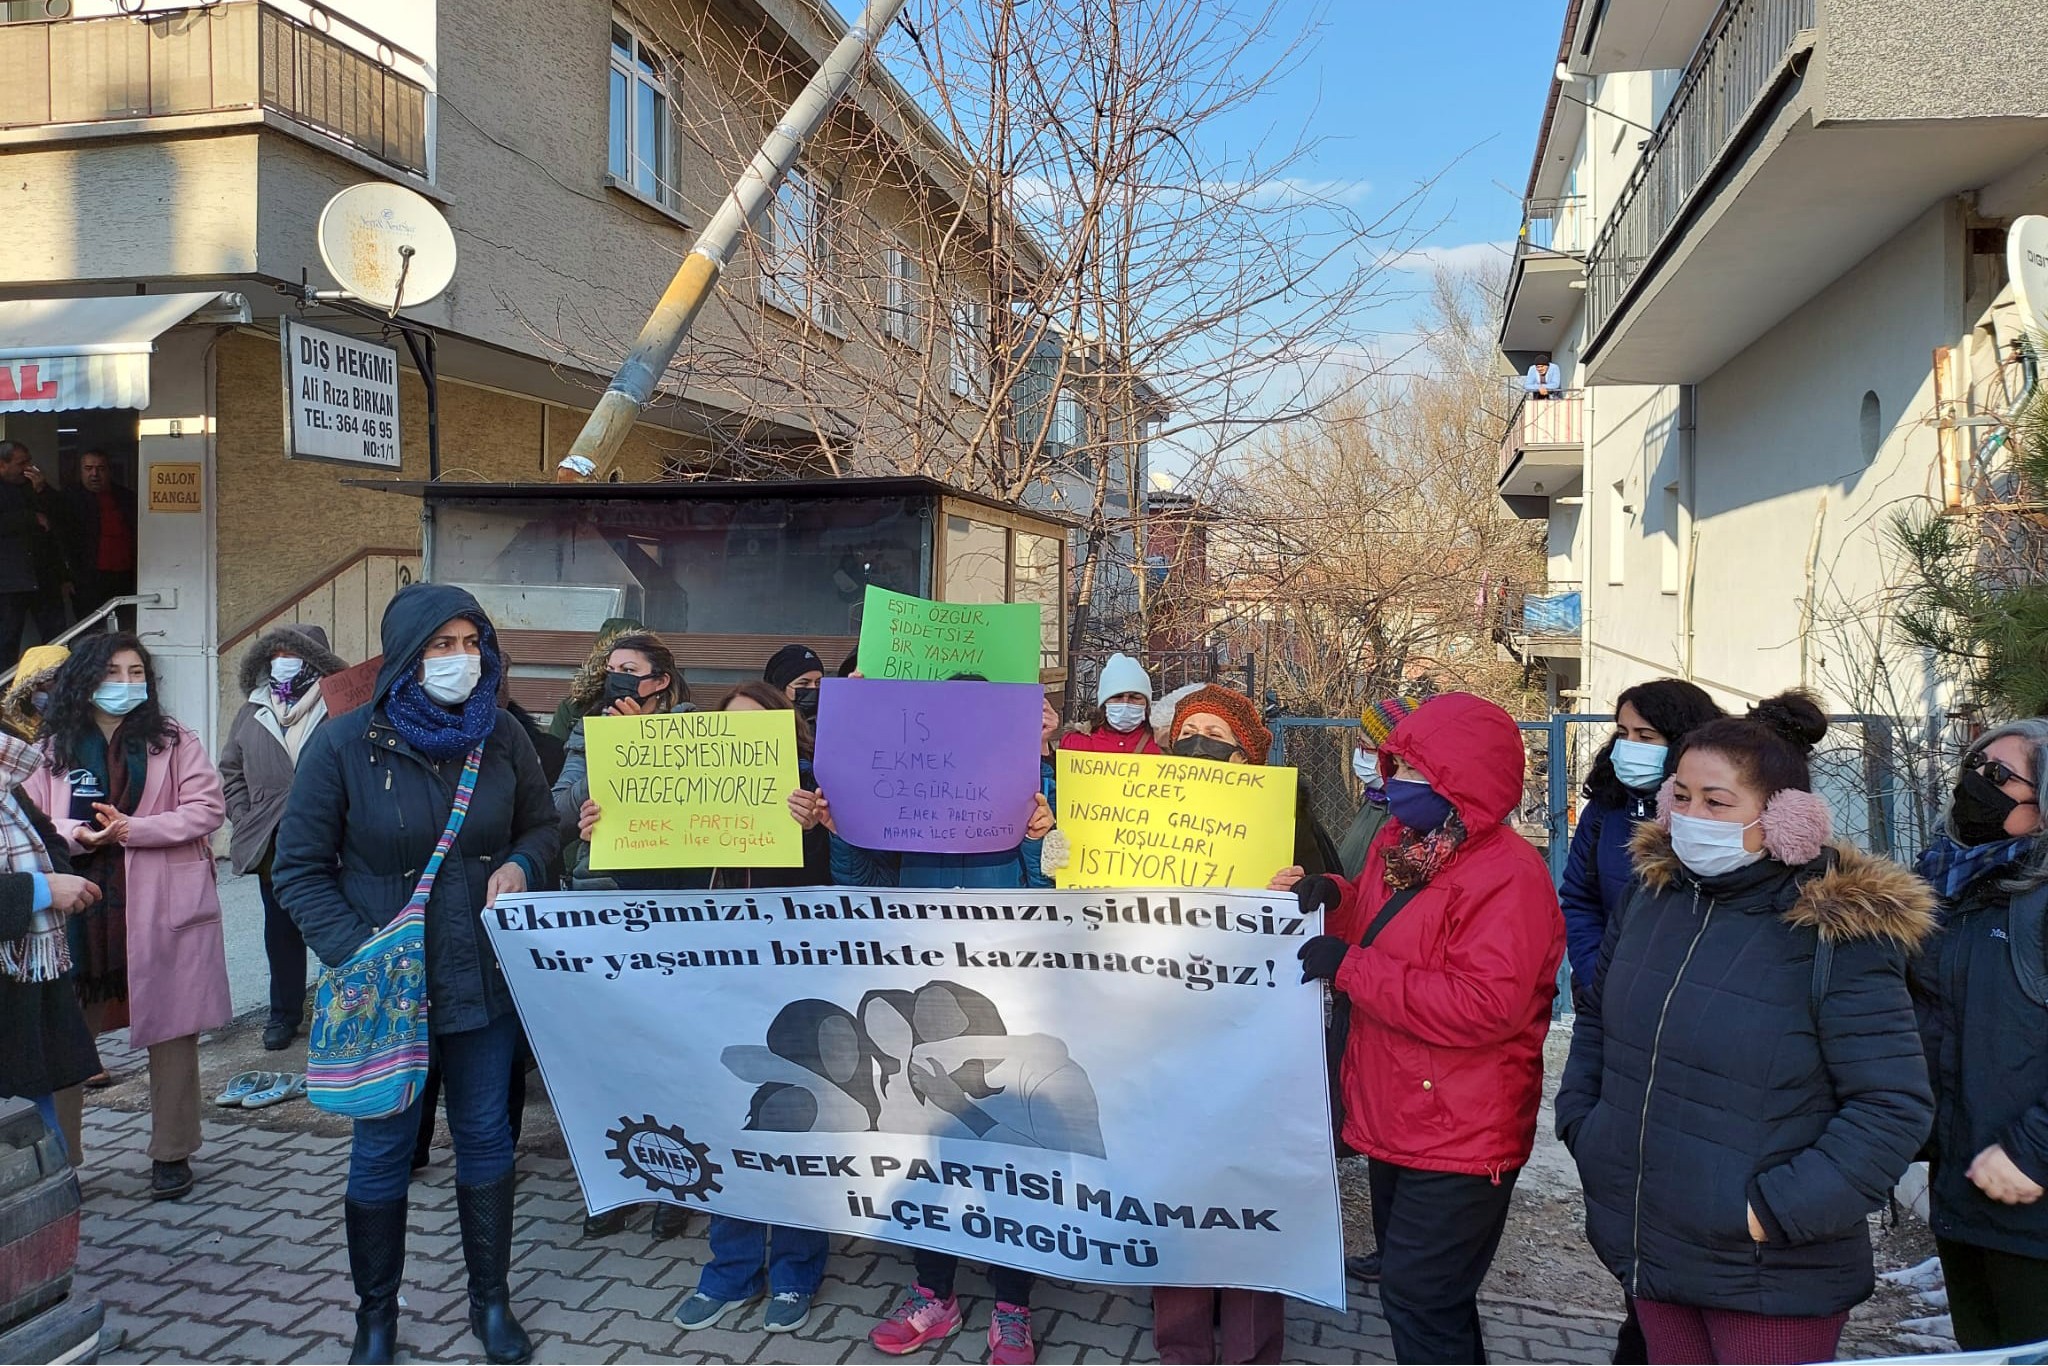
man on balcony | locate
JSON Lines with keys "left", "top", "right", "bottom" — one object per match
{"left": 1524, "top": 353, "right": 1563, "bottom": 399}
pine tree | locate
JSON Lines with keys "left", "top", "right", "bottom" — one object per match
{"left": 1891, "top": 339, "right": 2048, "bottom": 716}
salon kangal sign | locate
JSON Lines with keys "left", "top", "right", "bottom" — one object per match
{"left": 282, "top": 319, "right": 401, "bottom": 467}
{"left": 484, "top": 886, "right": 1346, "bottom": 1308}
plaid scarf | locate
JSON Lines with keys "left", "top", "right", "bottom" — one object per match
{"left": 0, "top": 733, "right": 63, "bottom": 982}
{"left": 1383, "top": 812, "right": 1469, "bottom": 890}
{"left": 1915, "top": 835, "right": 2036, "bottom": 899}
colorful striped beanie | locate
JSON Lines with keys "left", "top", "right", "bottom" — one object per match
{"left": 1359, "top": 696, "right": 1419, "bottom": 749}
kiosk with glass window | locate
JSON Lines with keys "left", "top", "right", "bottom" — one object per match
{"left": 355, "top": 477, "right": 1073, "bottom": 713}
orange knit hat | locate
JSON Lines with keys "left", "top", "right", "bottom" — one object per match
{"left": 1170, "top": 685, "right": 1273, "bottom": 764}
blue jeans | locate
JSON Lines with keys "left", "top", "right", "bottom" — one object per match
{"left": 696, "top": 1216, "right": 829, "bottom": 1299}
{"left": 30, "top": 1094, "right": 66, "bottom": 1161}
{"left": 348, "top": 1012, "right": 518, "bottom": 1202}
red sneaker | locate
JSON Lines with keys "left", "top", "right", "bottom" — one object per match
{"left": 869, "top": 1284, "right": 962, "bottom": 1355}
{"left": 988, "top": 1301, "right": 1036, "bottom": 1365}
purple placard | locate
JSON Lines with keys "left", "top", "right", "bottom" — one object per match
{"left": 812, "top": 678, "right": 1044, "bottom": 854}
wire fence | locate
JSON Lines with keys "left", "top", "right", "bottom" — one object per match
{"left": 1270, "top": 710, "right": 1960, "bottom": 882}
{"left": 1268, "top": 708, "right": 1963, "bottom": 1019}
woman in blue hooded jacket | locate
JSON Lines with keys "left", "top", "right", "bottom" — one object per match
{"left": 276, "top": 582, "right": 559, "bottom": 1366}
{"left": 1558, "top": 678, "right": 1721, "bottom": 1003}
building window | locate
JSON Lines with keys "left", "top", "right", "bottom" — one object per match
{"left": 949, "top": 299, "right": 987, "bottom": 399}
{"left": 1608, "top": 480, "right": 1627, "bottom": 586}
{"left": 882, "top": 245, "right": 924, "bottom": 345}
{"left": 759, "top": 167, "right": 842, "bottom": 330}
{"left": 1859, "top": 389, "right": 1882, "bottom": 464}
{"left": 1048, "top": 389, "right": 1085, "bottom": 448}
{"left": 608, "top": 22, "right": 680, "bottom": 211}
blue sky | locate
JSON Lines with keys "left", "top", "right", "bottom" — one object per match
{"left": 853, "top": 0, "right": 1568, "bottom": 346}
{"left": 1245, "top": 0, "right": 1565, "bottom": 341}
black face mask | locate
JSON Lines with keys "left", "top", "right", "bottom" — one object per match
{"left": 792, "top": 687, "right": 820, "bottom": 721}
{"left": 1172, "top": 735, "right": 1242, "bottom": 764}
{"left": 1953, "top": 766, "right": 2027, "bottom": 846}
{"left": 604, "top": 670, "right": 654, "bottom": 706}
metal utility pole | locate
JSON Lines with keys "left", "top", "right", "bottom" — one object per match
{"left": 555, "top": 0, "right": 913, "bottom": 481}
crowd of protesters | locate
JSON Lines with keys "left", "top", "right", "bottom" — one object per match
{"left": 4, "top": 575, "right": 2048, "bottom": 1366}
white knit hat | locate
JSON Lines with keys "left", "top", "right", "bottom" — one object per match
{"left": 1095, "top": 652, "right": 1154, "bottom": 706}
{"left": 1152, "top": 681, "right": 1204, "bottom": 735}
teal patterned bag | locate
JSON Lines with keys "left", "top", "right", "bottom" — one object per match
{"left": 305, "top": 743, "right": 482, "bottom": 1119}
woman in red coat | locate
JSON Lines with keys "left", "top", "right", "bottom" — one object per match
{"left": 1058, "top": 653, "right": 1161, "bottom": 755}
{"left": 1294, "top": 692, "right": 1565, "bottom": 1365}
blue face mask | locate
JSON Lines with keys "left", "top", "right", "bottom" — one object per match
{"left": 1385, "top": 776, "right": 1455, "bottom": 832}
{"left": 1610, "top": 737, "right": 1669, "bottom": 792}
{"left": 92, "top": 681, "right": 148, "bottom": 716}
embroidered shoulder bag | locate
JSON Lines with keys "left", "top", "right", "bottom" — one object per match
{"left": 306, "top": 743, "right": 483, "bottom": 1119}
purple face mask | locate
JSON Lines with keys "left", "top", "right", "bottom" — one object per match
{"left": 1384, "top": 777, "right": 1455, "bottom": 833}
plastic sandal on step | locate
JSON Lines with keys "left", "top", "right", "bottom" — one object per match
{"left": 213, "top": 1071, "right": 276, "bottom": 1107}
{"left": 243, "top": 1073, "right": 307, "bottom": 1108}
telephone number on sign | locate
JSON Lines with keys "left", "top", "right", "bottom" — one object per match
{"left": 300, "top": 408, "right": 396, "bottom": 438}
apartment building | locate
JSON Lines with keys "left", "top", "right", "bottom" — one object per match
{"left": 1497, "top": 0, "right": 2048, "bottom": 719}
{"left": 0, "top": 0, "right": 1031, "bottom": 744}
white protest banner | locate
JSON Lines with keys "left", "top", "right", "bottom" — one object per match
{"left": 484, "top": 886, "right": 1344, "bottom": 1308}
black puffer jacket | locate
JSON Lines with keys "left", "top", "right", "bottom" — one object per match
{"left": 273, "top": 584, "right": 559, "bottom": 1036}
{"left": 1557, "top": 823, "right": 1934, "bottom": 1317}
{"left": 1911, "top": 874, "right": 2048, "bottom": 1257}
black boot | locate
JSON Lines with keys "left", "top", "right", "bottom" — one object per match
{"left": 344, "top": 1197, "right": 407, "bottom": 1365}
{"left": 458, "top": 1172, "right": 533, "bottom": 1365}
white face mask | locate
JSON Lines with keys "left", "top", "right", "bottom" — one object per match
{"left": 1668, "top": 811, "right": 1763, "bottom": 878}
{"left": 1104, "top": 702, "right": 1147, "bottom": 733}
{"left": 420, "top": 652, "right": 483, "bottom": 706}
{"left": 1352, "top": 749, "right": 1380, "bottom": 787}
{"left": 270, "top": 656, "right": 304, "bottom": 685}
{"left": 1610, "top": 737, "right": 1668, "bottom": 791}
{"left": 92, "top": 681, "right": 148, "bottom": 717}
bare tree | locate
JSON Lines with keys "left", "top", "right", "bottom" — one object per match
{"left": 1169, "top": 269, "right": 1548, "bottom": 716}
{"left": 511, "top": 0, "right": 1432, "bottom": 666}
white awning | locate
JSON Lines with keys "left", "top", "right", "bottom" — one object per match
{"left": 0, "top": 292, "right": 249, "bottom": 412}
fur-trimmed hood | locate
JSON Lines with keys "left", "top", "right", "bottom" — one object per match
{"left": 237, "top": 626, "right": 346, "bottom": 694}
{"left": 1629, "top": 820, "right": 1936, "bottom": 950}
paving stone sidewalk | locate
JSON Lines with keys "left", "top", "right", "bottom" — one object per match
{"left": 72, "top": 1108, "right": 1619, "bottom": 1364}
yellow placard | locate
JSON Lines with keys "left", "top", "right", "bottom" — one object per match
{"left": 146, "top": 462, "right": 202, "bottom": 513}
{"left": 583, "top": 710, "right": 803, "bottom": 870}
{"left": 1055, "top": 750, "right": 1297, "bottom": 888}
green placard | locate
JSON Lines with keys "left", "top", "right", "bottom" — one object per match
{"left": 582, "top": 711, "right": 803, "bottom": 869}
{"left": 857, "top": 585, "right": 1042, "bottom": 683}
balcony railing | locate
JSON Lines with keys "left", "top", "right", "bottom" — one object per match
{"left": 1497, "top": 390, "right": 1585, "bottom": 483}
{"left": 0, "top": 1, "right": 428, "bottom": 178}
{"left": 1583, "top": 0, "right": 1815, "bottom": 343}
{"left": 1518, "top": 195, "right": 1590, "bottom": 257}
{"left": 1496, "top": 582, "right": 1584, "bottom": 650}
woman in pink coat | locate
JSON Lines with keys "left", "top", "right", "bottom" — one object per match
{"left": 26, "top": 632, "right": 229, "bottom": 1200}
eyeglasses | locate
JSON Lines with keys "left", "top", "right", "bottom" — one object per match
{"left": 1966, "top": 751, "right": 2039, "bottom": 791}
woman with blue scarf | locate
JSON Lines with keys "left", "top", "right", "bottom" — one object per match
{"left": 275, "top": 583, "right": 559, "bottom": 1366}
{"left": 1910, "top": 718, "right": 2048, "bottom": 1352}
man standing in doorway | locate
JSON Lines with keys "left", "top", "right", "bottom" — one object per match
{"left": 0, "top": 442, "right": 64, "bottom": 664}
{"left": 60, "top": 450, "right": 136, "bottom": 623}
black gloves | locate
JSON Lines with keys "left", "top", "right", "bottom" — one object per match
{"left": 1297, "top": 934, "right": 1348, "bottom": 984}
{"left": 1295, "top": 874, "right": 1342, "bottom": 916}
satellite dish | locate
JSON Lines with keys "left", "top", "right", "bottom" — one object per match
{"left": 316, "top": 182, "right": 458, "bottom": 312}
{"left": 2012, "top": 217, "right": 2048, "bottom": 339}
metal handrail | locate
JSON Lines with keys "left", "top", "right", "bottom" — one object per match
{"left": 0, "top": 1, "right": 429, "bottom": 178}
{"left": 0, "top": 594, "right": 161, "bottom": 690}
{"left": 1583, "top": 0, "right": 1816, "bottom": 343}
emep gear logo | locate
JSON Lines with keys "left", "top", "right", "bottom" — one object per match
{"left": 605, "top": 1115, "right": 723, "bottom": 1201}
